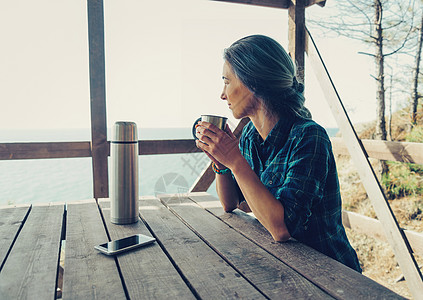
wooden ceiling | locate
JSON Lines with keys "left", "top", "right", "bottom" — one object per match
{"left": 210, "top": 0, "right": 326, "bottom": 9}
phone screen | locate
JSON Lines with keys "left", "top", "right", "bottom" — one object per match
{"left": 95, "top": 234, "right": 156, "bottom": 255}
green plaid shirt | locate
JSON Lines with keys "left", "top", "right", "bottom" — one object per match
{"left": 237, "top": 117, "right": 361, "bottom": 272}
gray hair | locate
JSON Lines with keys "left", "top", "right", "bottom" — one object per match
{"left": 223, "top": 35, "right": 311, "bottom": 119}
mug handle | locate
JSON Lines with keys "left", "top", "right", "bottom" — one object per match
{"left": 192, "top": 117, "right": 202, "bottom": 140}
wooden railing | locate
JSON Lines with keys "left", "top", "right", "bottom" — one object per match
{"left": 2, "top": 136, "right": 422, "bottom": 163}
{"left": 342, "top": 210, "right": 423, "bottom": 257}
{"left": 331, "top": 137, "right": 423, "bottom": 165}
{"left": 2, "top": 134, "right": 423, "bottom": 195}
{"left": 0, "top": 140, "right": 199, "bottom": 160}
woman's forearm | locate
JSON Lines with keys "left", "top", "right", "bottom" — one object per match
{"left": 216, "top": 172, "right": 239, "bottom": 212}
{"left": 231, "top": 157, "right": 291, "bottom": 242}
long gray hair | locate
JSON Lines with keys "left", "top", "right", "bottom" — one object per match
{"left": 223, "top": 35, "right": 311, "bottom": 119}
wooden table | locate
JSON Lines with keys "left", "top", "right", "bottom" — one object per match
{"left": 0, "top": 192, "right": 404, "bottom": 299}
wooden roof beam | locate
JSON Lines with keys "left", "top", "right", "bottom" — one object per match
{"left": 306, "top": 0, "right": 326, "bottom": 8}
{"left": 210, "top": 0, "right": 326, "bottom": 9}
{"left": 210, "top": 0, "right": 289, "bottom": 9}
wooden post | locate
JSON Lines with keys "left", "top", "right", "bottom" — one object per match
{"left": 288, "top": 0, "right": 306, "bottom": 82}
{"left": 87, "top": 0, "right": 108, "bottom": 199}
{"left": 306, "top": 29, "right": 423, "bottom": 298}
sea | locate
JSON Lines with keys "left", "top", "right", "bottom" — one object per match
{"left": 0, "top": 127, "right": 338, "bottom": 206}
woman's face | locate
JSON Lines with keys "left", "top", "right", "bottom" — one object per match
{"left": 221, "top": 61, "right": 257, "bottom": 119}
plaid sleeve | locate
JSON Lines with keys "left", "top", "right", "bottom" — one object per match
{"left": 234, "top": 121, "right": 251, "bottom": 204}
{"left": 278, "top": 125, "right": 331, "bottom": 237}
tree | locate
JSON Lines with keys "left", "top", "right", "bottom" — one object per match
{"left": 410, "top": 9, "right": 423, "bottom": 131}
{"left": 308, "top": 0, "right": 416, "bottom": 141}
{"left": 374, "top": 0, "right": 387, "bottom": 140}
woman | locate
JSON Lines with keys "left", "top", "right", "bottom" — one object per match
{"left": 195, "top": 35, "right": 361, "bottom": 272}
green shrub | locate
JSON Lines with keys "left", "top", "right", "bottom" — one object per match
{"left": 409, "top": 163, "right": 423, "bottom": 173}
{"left": 382, "top": 161, "right": 423, "bottom": 198}
{"left": 406, "top": 125, "right": 423, "bottom": 143}
{"left": 405, "top": 125, "right": 423, "bottom": 173}
{"left": 382, "top": 125, "right": 423, "bottom": 199}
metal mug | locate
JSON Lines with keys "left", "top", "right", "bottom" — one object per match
{"left": 192, "top": 115, "right": 228, "bottom": 139}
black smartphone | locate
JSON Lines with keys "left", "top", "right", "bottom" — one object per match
{"left": 94, "top": 234, "right": 156, "bottom": 255}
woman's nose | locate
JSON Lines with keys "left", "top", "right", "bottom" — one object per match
{"left": 220, "top": 90, "right": 226, "bottom": 100}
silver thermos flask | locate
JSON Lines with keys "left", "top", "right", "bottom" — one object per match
{"left": 110, "top": 121, "right": 139, "bottom": 224}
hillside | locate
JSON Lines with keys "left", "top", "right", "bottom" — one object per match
{"left": 336, "top": 104, "right": 423, "bottom": 298}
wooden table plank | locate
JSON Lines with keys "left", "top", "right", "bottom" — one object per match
{"left": 0, "top": 205, "right": 31, "bottom": 269}
{"left": 97, "top": 199, "right": 196, "bottom": 299}
{"left": 0, "top": 204, "right": 64, "bottom": 300}
{"left": 188, "top": 192, "right": 405, "bottom": 299}
{"left": 63, "top": 200, "right": 126, "bottom": 300}
{"left": 159, "top": 194, "right": 332, "bottom": 300}
{"left": 139, "top": 197, "right": 266, "bottom": 299}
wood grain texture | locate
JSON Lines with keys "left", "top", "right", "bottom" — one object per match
{"left": 331, "top": 137, "right": 423, "bottom": 165}
{"left": 88, "top": 0, "right": 109, "bottom": 199}
{"left": 63, "top": 201, "right": 126, "bottom": 300}
{"left": 0, "top": 205, "right": 64, "bottom": 300}
{"left": 159, "top": 194, "right": 332, "bottom": 299}
{"left": 0, "top": 142, "right": 91, "bottom": 160}
{"left": 288, "top": 0, "right": 306, "bottom": 82}
{"left": 0, "top": 205, "right": 30, "bottom": 269}
{"left": 139, "top": 140, "right": 201, "bottom": 155}
{"left": 139, "top": 197, "right": 266, "bottom": 299}
{"left": 98, "top": 199, "right": 196, "bottom": 299}
{"left": 188, "top": 192, "right": 405, "bottom": 299}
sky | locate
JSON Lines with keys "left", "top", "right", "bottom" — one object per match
{"left": 0, "top": 0, "right": 376, "bottom": 132}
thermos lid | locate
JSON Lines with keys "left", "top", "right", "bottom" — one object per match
{"left": 112, "top": 121, "right": 138, "bottom": 142}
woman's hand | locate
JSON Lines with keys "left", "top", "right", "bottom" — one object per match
{"left": 195, "top": 121, "right": 241, "bottom": 169}
{"left": 196, "top": 121, "right": 290, "bottom": 241}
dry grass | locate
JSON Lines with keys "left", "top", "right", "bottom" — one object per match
{"left": 331, "top": 104, "right": 423, "bottom": 298}
{"left": 345, "top": 228, "right": 421, "bottom": 299}
{"left": 336, "top": 155, "right": 423, "bottom": 299}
